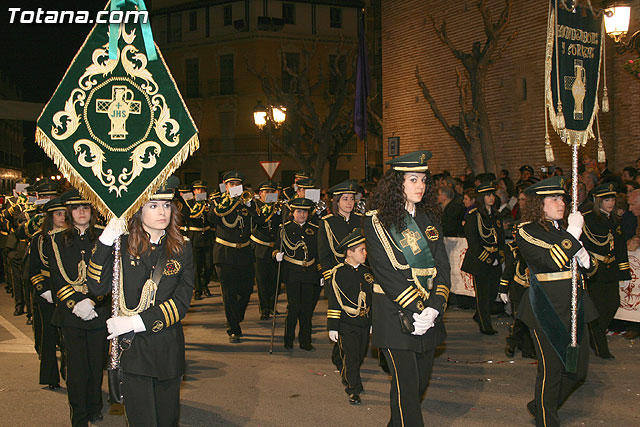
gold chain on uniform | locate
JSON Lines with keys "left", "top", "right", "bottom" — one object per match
{"left": 369, "top": 211, "right": 410, "bottom": 270}
{"left": 281, "top": 225, "right": 308, "bottom": 260}
{"left": 324, "top": 220, "right": 345, "bottom": 259}
{"left": 118, "top": 260, "right": 157, "bottom": 316}
{"left": 331, "top": 264, "right": 368, "bottom": 318}
{"left": 583, "top": 223, "right": 613, "bottom": 248}
{"left": 476, "top": 211, "right": 497, "bottom": 244}
{"left": 50, "top": 237, "right": 88, "bottom": 293}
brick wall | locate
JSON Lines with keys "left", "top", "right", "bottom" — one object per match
{"left": 381, "top": 0, "right": 640, "bottom": 180}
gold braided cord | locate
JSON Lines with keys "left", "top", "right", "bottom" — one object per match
{"left": 518, "top": 227, "right": 553, "bottom": 249}
{"left": 281, "top": 225, "right": 309, "bottom": 260}
{"left": 38, "top": 234, "right": 49, "bottom": 268}
{"left": 50, "top": 237, "right": 88, "bottom": 293}
{"left": 118, "top": 267, "right": 157, "bottom": 317}
{"left": 331, "top": 264, "right": 368, "bottom": 318}
{"left": 370, "top": 212, "right": 409, "bottom": 271}
{"left": 323, "top": 220, "right": 345, "bottom": 259}
{"left": 582, "top": 223, "right": 612, "bottom": 247}
{"left": 35, "top": 128, "right": 199, "bottom": 221}
{"left": 476, "top": 211, "right": 497, "bottom": 244}
{"left": 222, "top": 212, "right": 243, "bottom": 229}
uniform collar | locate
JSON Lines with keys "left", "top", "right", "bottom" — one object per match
{"left": 337, "top": 210, "right": 351, "bottom": 221}
{"left": 346, "top": 261, "right": 360, "bottom": 269}
{"left": 150, "top": 230, "right": 166, "bottom": 245}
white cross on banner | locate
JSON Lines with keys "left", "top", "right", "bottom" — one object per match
{"left": 260, "top": 161, "right": 281, "bottom": 179}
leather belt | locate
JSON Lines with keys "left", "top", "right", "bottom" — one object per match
{"left": 180, "top": 226, "right": 188, "bottom": 232}
{"left": 215, "top": 237, "right": 250, "bottom": 248}
{"left": 250, "top": 235, "right": 274, "bottom": 247}
{"left": 535, "top": 271, "right": 572, "bottom": 282}
{"left": 188, "top": 226, "right": 210, "bottom": 232}
{"left": 283, "top": 255, "right": 315, "bottom": 267}
{"left": 592, "top": 253, "right": 615, "bottom": 264}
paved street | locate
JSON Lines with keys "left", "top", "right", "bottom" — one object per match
{"left": 1, "top": 282, "right": 639, "bottom": 427}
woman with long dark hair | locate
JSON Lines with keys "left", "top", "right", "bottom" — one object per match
{"left": 43, "top": 189, "right": 110, "bottom": 426}
{"left": 461, "top": 181, "right": 507, "bottom": 335}
{"left": 581, "top": 183, "right": 631, "bottom": 358}
{"left": 515, "top": 177, "right": 596, "bottom": 426}
{"left": 87, "top": 188, "right": 194, "bottom": 426}
{"left": 363, "top": 150, "right": 451, "bottom": 427}
{"left": 28, "top": 197, "right": 67, "bottom": 390}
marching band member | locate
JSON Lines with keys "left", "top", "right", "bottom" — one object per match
{"left": 87, "top": 187, "right": 194, "bottom": 427}
{"left": 363, "top": 151, "right": 451, "bottom": 427}
{"left": 185, "top": 180, "right": 214, "bottom": 300}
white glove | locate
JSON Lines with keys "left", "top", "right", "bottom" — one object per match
{"left": 492, "top": 258, "right": 499, "bottom": 266}
{"left": 275, "top": 252, "right": 284, "bottom": 262}
{"left": 320, "top": 278, "right": 325, "bottom": 287}
{"left": 575, "top": 247, "right": 591, "bottom": 269}
{"left": 244, "top": 200, "right": 252, "bottom": 207}
{"left": 41, "top": 290, "right": 53, "bottom": 304}
{"left": 72, "top": 298, "right": 96, "bottom": 320}
{"left": 499, "top": 293, "right": 509, "bottom": 304}
{"left": 415, "top": 307, "right": 439, "bottom": 324}
{"left": 107, "top": 315, "right": 146, "bottom": 340}
{"left": 411, "top": 320, "right": 431, "bottom": 335}
{"left": 328, "top": 330, "right": 339, "bottom": 342}
{"left": 567, "top": 212, "right": 584, "bottom": 240}
{"left": 99, "top": 217, "right": 127, "bottom": 246}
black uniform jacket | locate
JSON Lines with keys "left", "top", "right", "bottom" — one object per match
{"left": 461, "top": 207, "right": 506, "bottom": 276}
{"left": 515, "top": 221, "right": 597, "bottom": 331}
{"left": 251, "top": 200, "right": 282, "bottom": 260}
{"left": 317, "top": 212, "right": 363, "bottom": 281}
{"left": 441, "top": 199, "right": 466, "bottom": 237}
{"left": 581, "top": 210, "right": 632, "bottom": 283}
{"left": 327, "top": 262, "right": 372, "bottom": 331}
{"left": 363, "top": 210, "right": 451, "bottom": 352}
{"left": 185, "top": 199, "right": 214, "bottom": 248}
{"left": 29, "top": 231, "right": 53, "bottom": 301}
{"left": 43, "top": 227, "right": 110, "bottom": 329}
{"left": 274, "top": 220, "right": 320, "bottom": 283}
{"left": 499, "top": 240, "right": 529, "bottom": 293}
{"left": 208, "top": 194, "right": 260, "bottom": 265}
{"left": 87, "top": 235, "right": 194, "bottom": 380}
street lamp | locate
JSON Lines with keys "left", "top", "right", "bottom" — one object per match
{"left": 253, "top": 100, "right": 287, "bottom": 161}
{"left": 603, "top": 1, "right": 639, "bottom": 54}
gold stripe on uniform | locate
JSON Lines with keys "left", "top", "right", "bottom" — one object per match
{"left": 549, "top": 247, "right": 565, "bottom": 269}
{"left": 41, "top": 269, "right": 50, "bottom": 277}
{"left": 400, "top": 291, "right": 419, "bottom": 308}
{"left": 57, "top": 286, "right": 75, "bottom": 301}
{"left": 552, "top": 245, "right": 569, "bottom": 263}
{"left": 619, "top": 262, "right": 630, "bottom": 269}
{"left": 535, "top": 271, "right": 572, "bottom": 281}
{"left": 162, "top": 302, "right": 175, "bottom": 325}
{"left": 89, "top": 261, "right": 102, "bottom": 271}
{"left": 397, "top": 288, "right": 418, "bottom": 307}
{"left": 394, "top": 287, "right": 414, "bottom": 304}
{"left": 87, "top": 271, "right": 100, "bottom": 282}
{"left": 169, "top": 299, "right": 180, "bottom": 323}
{"left": 158, "top": 303, "right": 171, "bottom": 326}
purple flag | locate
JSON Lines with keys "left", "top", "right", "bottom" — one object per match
{"left": 354, "top": 12, "right": 369, "bottom": 141}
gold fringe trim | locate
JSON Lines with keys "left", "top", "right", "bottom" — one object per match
{"left": 544, "top": 5, "right": 602, "bottom": 147}
{"left": 36, "top": 127, "right": 199, "bottom": 220}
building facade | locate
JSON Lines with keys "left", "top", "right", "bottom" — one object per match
{"left": 381, "top": 0, "right": 640, "bottom": 178}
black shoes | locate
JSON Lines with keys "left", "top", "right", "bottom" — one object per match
{"left": 229, "top": 334, "right": 240, "bottom": 343}
{"left": 299, "top": 344, "right": 315, "bottom": 351}
{"left": 194, "top": 293, "right": 203, "bottom": 301}
{"left": 284, "top": 342, "right": 293, "bottom": 349}
{"left": 505, "top": 344, "right": 515, "bottom": 357}
{"left": 260, "top": 312, "right": 270, "bottom": 320}
{"left": 527, "top": 400, "right": 536, "bottom": 417}
{"left": 349, "top": 394, "right": 361, "bottom": 405}
{"left": 202, "top": 287, "right": 211, "bottom": 297}
{"left": 48, "top": 383, "right": 60, "bottom": 391}
{"left": 13, "top": 307, "right": 24, "bottom": 316}
{"left": 597, "top": 352, "right": 615, "bottom": 359}
{"left": 26, "top": 317, "right": 33, "bottom": 325}
{"left": 89, "top": 412, "right": 103, "bottom": 422}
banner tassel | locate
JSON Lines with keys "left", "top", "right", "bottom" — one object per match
{"left": 556, "top": 101, "right": 566, "bottom": 130}
{"left": 596, "top": 114, "right": 606, "bottom": 163}
{"left": 544, "top": 104, "right": 555, "bottom": 162}
{"left": 601, "top": 18, "right": 610, "bottom": 113}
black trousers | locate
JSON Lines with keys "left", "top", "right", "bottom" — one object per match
{"left": 284, "top": 278, "right": 315, "bottom": 346}
{"left": 472, "top": 272, "right": 500, "bottom": 333}
{"left": 8, "top": 250, "right": 26, "bottom": 310}
{"left": 255, "top": 258, "right": 278, "bottom": 314}
{"left": 192, "top": 244, "right": 213, "bottom": 295}
{"left": 586, "top": 279, "right": 619, "bottom": 356}
{"left": 122, "top": 372, "right": 181, "bottom": 427}
{"left": 337, "top": 324, "right": 370, "bottom": 395}
{"left": 382, "top": 348, "right": 435, "bottom": 427}
{"left": 61, "top": 326, "right": 107, "bottom": 427}
{"left": 216, "top": 264, "right": 254, "bottom": 335}
{"left": 506, "top": 284, "right": 533, "bottom": 354}
{"left": 530, "top": 328, "right": 589, "bottom": 427}
{"left": 37, "top": 302, "right": 60, "bottom": 385}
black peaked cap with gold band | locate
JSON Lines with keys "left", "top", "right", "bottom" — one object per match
{"left": 523, "top": 176, "right": 566, "bottom": 196}
{"left": 296, "top": 178, "right": 315, "bottom": 189}
{"left": 192, "top": 180, "right": 207, "bottom": 189}
{"left": 592, "top": 182, "right": 617, "bottom": 198}
{"left": 476, "top": 180, "right": 496, "bottom": 194}
{"left": 44, "top": 198, "right": 66, "bottom": 212}
{"left": 289, "top": 197, "right": 314, "bottom": 210}
{"left": 35, "top": 179, "right": 60, "bottom": 196}
{"left": 519, "top": 164, "right": 534, "bottom": 174}
{"left": 385, "top": 150, "right": 431, "bottom": 172}
{"left": 177, "top": 184, "right": 191, "bottom": 193}
{"left": 61, "top": 188, "right": 90, "bottom": 206}
{"left": 259, "top": 181, "right": 277, "bottom": 191}
{"left": 294, "top": 171, "right": 310, "bottom": 180}
{"left": 329, "top": 179, "right": 357, "bottom": 196}
{"left": 336, "top": 228, "right": 365, "bottom": 254}
{"left": 223, "top": 171, "right": 244, "bottom": 183}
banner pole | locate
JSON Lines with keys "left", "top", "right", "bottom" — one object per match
{"left": 109, "top": 236, "right": 121, "bottom": 369}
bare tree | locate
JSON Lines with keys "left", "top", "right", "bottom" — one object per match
{"left": 248, "top": 41, "right": 357, "bottom": 184}
{"left": 416, "top": 0, "right": 516, "bottom": 174}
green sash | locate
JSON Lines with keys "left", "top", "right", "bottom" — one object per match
{"left": 389, "top": 213, "right": 436, "bottom": 291}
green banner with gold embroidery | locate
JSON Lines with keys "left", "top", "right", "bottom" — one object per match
{"left": 36, "top": 1, "right": 199, "bottom": 220}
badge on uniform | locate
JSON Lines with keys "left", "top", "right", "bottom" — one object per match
{"left": 364, "top": 273, "right": 374, "bottom": 284}
{"left": 163, "top": 259, "right": 181, "bottom": 275}
{"left": 561, "top": 239, "right": 572, "bottom": 249}
{"left": 305, "top": 228, "right": 315, "bottom": 235}
{"left": 241, "top": 208, "right": 249, "bottom": 216}
{"left": 425, "top": 226, "right": 439, "bottom": 241}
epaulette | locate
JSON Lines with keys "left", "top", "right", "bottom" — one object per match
{"left": 507, "top": 241, "right": 517, "bottom": 251}
{"left": 516, "top": 221, "right": 530, "bottom": 229}
{"left": 582, "top": 210, "right": 592, "bottom": 215}
{"left": 365, "top": 210, "right": 378, "bottom": 216}
{"left": 309, "top": 222, "right": 319, "bottom": 228}
{"left": 284, "top": 220, "right": 292, "bottom": 226}
{"left": 49, "top": 227, "right": 66, "bottom": 235}
{"left": 353, "top": 211, "right": 363, "bottom": 216}
{"left": 468, "top": 208, "right": 477, "bottom": 214}
{"left": 517, "top": 225, "right": 553, "bottom": 249}
{"left": 94, "top": 224, "right": 105, "bottom": 230}
{"left": 321, "top": 213, "right": 334, "bottom": 220}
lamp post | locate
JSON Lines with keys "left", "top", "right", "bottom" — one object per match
{"left": 603, "top": 1, "right": 639, "bottom": 54}
{"left": 253, "top": 100, "right": 286, "bottom": 162}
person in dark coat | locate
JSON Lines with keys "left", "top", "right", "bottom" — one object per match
{"left": 461, "top": 181, "right": 507, "bottom": 335}
{"left": 515, "top": 177, "right": 597, "bottom": 427}
{"left": 185, "top": 180, "right": 214, "bottom": 300}
{"left": 363, "top": 150, "right": 451, "bottom": 427}
{"left": 42, "top": 189, "right": 109, "bottom": 427}
{"left": 437, "top": 185, "right": 465, "bottom": 237}
{"left": 581, "top": 183, "right": 631, "bottom": 358}
{"left": 326, "top": 228, "right": 372, "bottom": 405}
{"left": 87, "top": 187, "right": 193, "bottom": 427}
{"left": 274, "top": 197, "right": 320, "bottom": 351}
